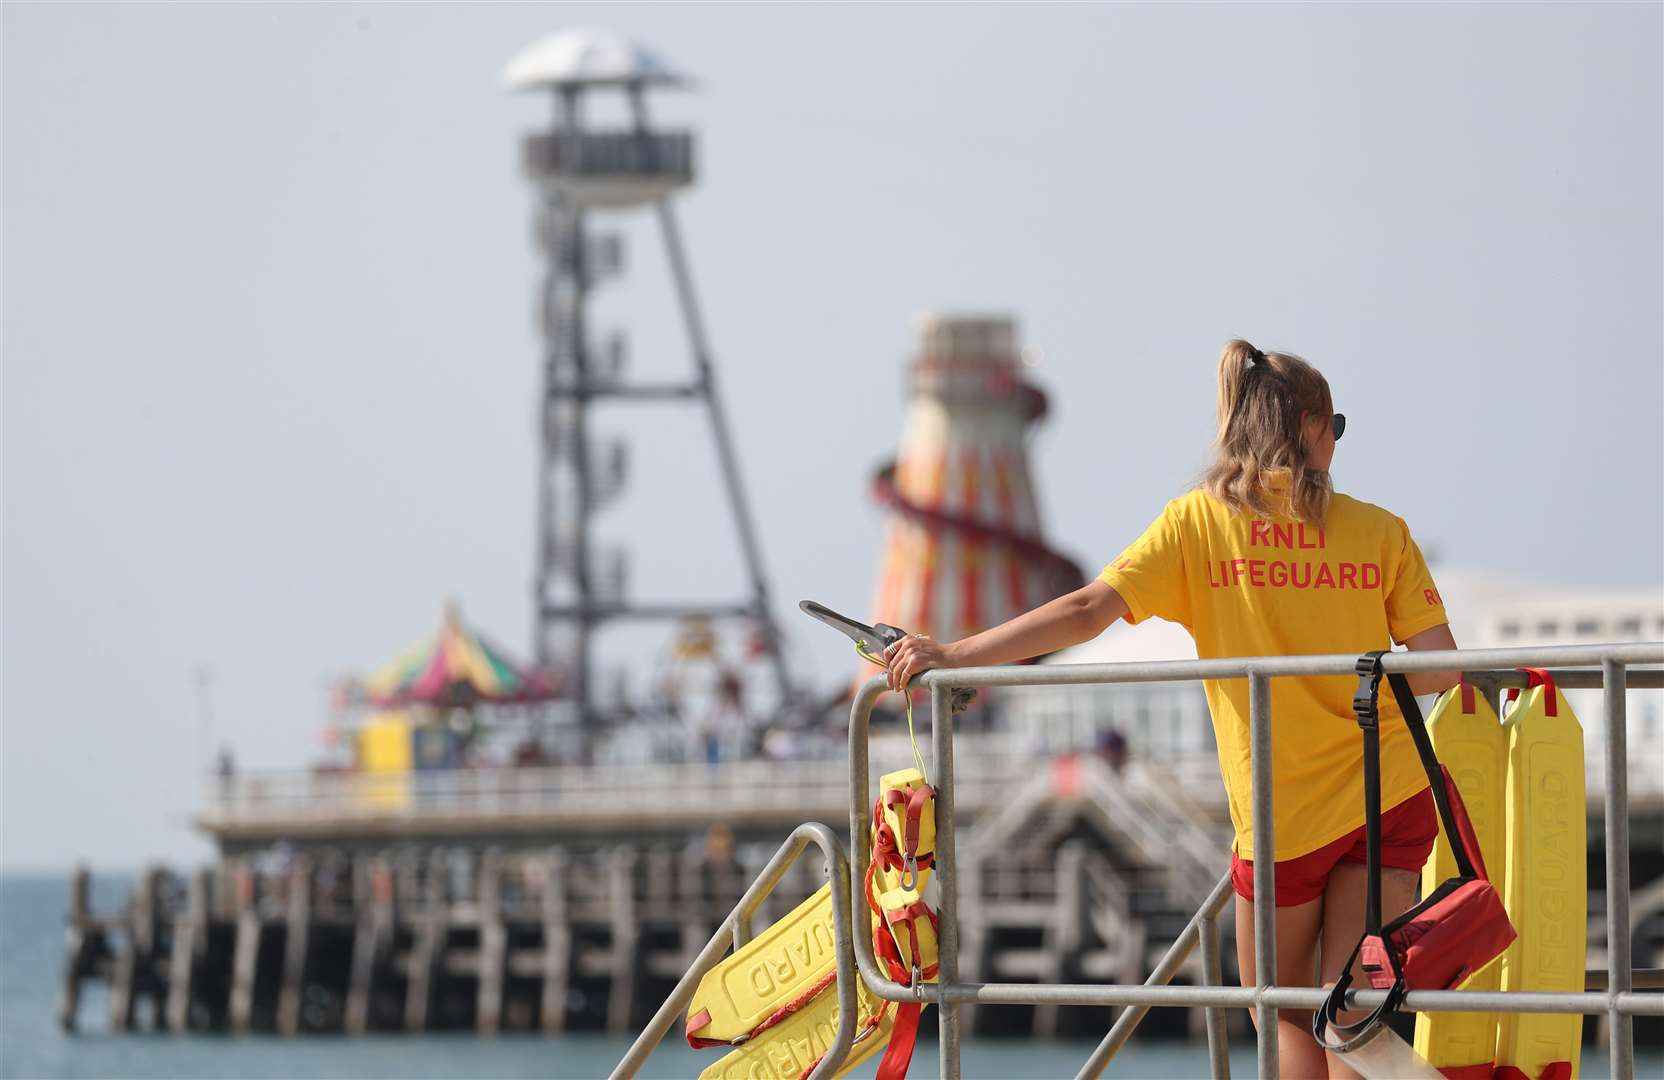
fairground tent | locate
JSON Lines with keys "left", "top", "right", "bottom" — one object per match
{"left": 356, "top": 602, "right": 559, "bottom": 709}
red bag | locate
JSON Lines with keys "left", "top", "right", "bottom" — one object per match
{"left": 1315, "top": 654, "right": 1517, "bottom": 1053}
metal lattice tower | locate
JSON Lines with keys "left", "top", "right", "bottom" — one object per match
{"left": 504, "top": 28, "right": 792, "bottom": 730}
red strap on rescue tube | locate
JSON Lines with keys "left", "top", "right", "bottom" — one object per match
{"left": 748, "top": 968, "right": 837, "bottom": 1042}
{"left": 684, "top": 1007, "right": 724, "bottom": 1049}
{"left": 1505, "top": 668, "right": 1559, "bottom": 716}
{"left": 884, "top": 784, "right": 935, "bottom": 858}
{"left": 1434, "top": 1064, "right": 1496, "bottom": 1080}
{"left": 1459, "top": 680, "right": 1476, "bottom": 714}
{"left": 876, "top": 1002, "right": 922, "bottom": 1080}
{"left": 1493, "top": 1063, "right": 1572, "bottom": 1080}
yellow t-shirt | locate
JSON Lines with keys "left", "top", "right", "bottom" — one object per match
{"left": 1098, "top": 485, "right": 1448, "bottom": 862}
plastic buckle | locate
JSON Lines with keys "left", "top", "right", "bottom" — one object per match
{"left": 1352, "top": 652, "right": 1385, "bottom": 731}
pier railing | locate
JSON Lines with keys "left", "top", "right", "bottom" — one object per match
{"left": 199, "top": 737, "right": 1033, "bottom": 839}
{"left": 614, "top": 641, "right": 1663, "bottom": 1080}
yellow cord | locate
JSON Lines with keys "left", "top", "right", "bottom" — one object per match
{"left": 856, "top": 641, "right": 929, "bottom": 783}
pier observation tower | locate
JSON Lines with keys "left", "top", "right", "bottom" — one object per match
{"left": 503, "top": 29, "right": 791, "bottom": 732}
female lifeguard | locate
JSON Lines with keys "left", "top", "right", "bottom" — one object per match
{"left": 883, "top": 339, "right": 1459, "bottom": 1078}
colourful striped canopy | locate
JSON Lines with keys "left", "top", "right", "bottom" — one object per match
{"left": 360, "top": 603, "right": 558, "bottom": 708}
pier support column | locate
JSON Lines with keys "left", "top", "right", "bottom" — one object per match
{"left": 346, "top": 857, "right": 393, "bottom": 1035}
{"left": 229, "top": 858, "right": 261, "bottom": 1033}
{"left": 276, "top": 856, "right": 313, "bottom": 1035}
{"left": 165, "top": 867, "right": 210, "bottom": 1033}
{"left": 55, "top": 866, "right": 92, "bottom": 1032}
{"left": 110, "top": 866, "right": 162, "bottom": 1031}
{"left": 404, "top": 851, "right": 447, "bottom": 1033}
{"left": 477, "top": 852, "right": 506, "bottom": 1035}
{"left": 606, "top": 847, "right": 640, "bottom": 1034}
{"left": 540, "top": 851, "right": 571, "bottom": 1034}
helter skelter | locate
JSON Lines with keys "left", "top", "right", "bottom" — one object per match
{"left": 503, "top": 29, "right": 792, "bottom": 734}
{"left": 867, "top": 315, "right": 1085, "bottom": 647}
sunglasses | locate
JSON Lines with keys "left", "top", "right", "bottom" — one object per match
{"left": 1332, "top": 413, "right": 1347, "bottom": 441}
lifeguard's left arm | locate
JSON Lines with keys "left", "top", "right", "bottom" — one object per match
{"left": 881, "top": 580, "right": 1128, "bottom": 691}
{"left": 1401, "top": 623, "right": 1460, "bottom": 696}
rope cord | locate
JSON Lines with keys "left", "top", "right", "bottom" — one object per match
{"left": 855, "top": 641, "right": 929, "bottom": 783}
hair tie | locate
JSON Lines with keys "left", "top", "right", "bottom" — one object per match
{"left": 1248, "top": 347, "right": 1265, "bottom": 366}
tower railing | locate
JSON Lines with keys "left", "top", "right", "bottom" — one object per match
{"left": 522, "top": 131, "right": 694, "bottom": 178}
{"left": 613, "top": 642, "right": 1661, "bottom": 1079}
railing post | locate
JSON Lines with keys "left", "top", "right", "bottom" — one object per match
{"left": 1248, "top": 670, "right": 1279, "bottom": 1079}
{"left": 1603, "top": 657, "right": 1633, "bottom": 1080}
{"left": 931, "top": 682, "right": 963, "bottom": 1080}
{"left": 1199, "top": 909, "right": 1231, "bottom": 1079}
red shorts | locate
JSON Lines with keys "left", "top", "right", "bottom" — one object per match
{"left": 1230, "top": 788, "right": 1437, "bottom": 907}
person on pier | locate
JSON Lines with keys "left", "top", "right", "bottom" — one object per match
{"left": 884, "top": 338, "right": 1460, "bottom": 1079}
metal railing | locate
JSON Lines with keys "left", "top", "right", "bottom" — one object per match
{"left": 199, "top": 741, "right": 1027, "bottom": 833}
{"left": 609, "top": 642, "right": 1661, "bottom": 1079}
{"left": 846, "top": 642, "right": 1664, "bottom": 1080}
{"left": 610, "top": 822, "right": 861, "bottom": 1080}
{"left": 523, "top": 131, "right": 694, "bottom": 179}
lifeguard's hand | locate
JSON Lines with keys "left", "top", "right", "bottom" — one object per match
{"left": 882, "top": 634, "right": 956, "bottom": 692}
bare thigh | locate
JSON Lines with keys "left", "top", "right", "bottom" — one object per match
{"left": 1318, "top": 863, "right": 1420, "bottom": 1080}
{"left": 1235, "top": 893, "right": 1325, "bottom": 1026}
{"left": 1318, "top": 862, "right": 1420, "bottom": 987}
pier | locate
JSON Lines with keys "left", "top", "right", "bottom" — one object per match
{"left": 62, "top": 744, "right": 1242, "bottom": 1036}
{"left": 59, "top": 738, "right": 1664, "bottom": 1041}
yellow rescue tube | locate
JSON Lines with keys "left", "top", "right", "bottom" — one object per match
{"left": 1413, "top": 684, "right": 1508, "bottom": 1076}
{"left": 876, "top": 883, "right": 940, "bottom": 976}
{"left": 686, "top": 883, "right": 844, "bottom": 1046}
{"left": 878, "top": 767, "right": 936, "bottom": 869}
{"left": 697, "top": 980, "right": 896, "bottom": 1080}
{"left": 1496, "top": 674, "right": 1586, "bottom": 1080}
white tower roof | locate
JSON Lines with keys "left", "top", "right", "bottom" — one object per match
{"left": 502, "top": 28, "right": 687, "bottom": 91}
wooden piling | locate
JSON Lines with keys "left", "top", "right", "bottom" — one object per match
{"left": 276, "top": 855, "right": 313, "bottom": 1035}
{"left": 109, "top": 866, "right": 162, "bottom": 1031}
{"left": 56, "top": 865, "right": 92, "bottom": 1032}
{"left": 345, "top": 856, "right": 394, "bottom": 1035}
{"left": 476, "top": 851, "right": 506, "bottom": 1035}
{"left": 605, "top": 847, "right": 640, "bottom": 1034}
{"left": 539, "top": 850, "right": 571, "bottom": 1034}
{"left": 403, "top": 851, "right": 446, "bottom": 1033}
{"left": 228, "top": 858, "right": 261, "bottom": 1033}
{"left": 165, "top": 867, "right": 210, "bottom": 1033}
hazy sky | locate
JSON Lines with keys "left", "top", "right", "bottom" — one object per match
{"left": 4, "top": 3, "right": 1660, "bottom": 870}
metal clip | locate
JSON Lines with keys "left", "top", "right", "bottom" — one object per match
{"left": 900, "top": 852, "right": 919, "bottom": 891}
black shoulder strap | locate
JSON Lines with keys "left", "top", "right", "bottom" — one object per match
{"left": 1352, "top": 652, "right": 1477, "bottom": 936}
{"left": 1382, "top": 667, "right": 1478, "bottom": 880}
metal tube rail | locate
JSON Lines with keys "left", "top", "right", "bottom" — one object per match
{"left": 1248, "top": 670, "right": 1278, "bottom": 1079}
{"left": 1604, "top": 657, "right": 1634, "bottom": 1080}
{"left": 1199, "top": 911, "right": 1231, "bottom": 1080}
{"left": 845, "top": 642, "right": 1663, "bottom": 1080}
{"left": 610, "top": 822, "right": 858, "bottom": 1080}
{"left": 912, "top": 982, "right": 1664, "bottom": 1014}
{"left": 1077, "top": 872, "right": 1235, "bottom": 1080}
{"left": 931, "top": 683, "right": 964, "bottom": 1080}
{"left": 906, "top": 643, "right": 1661, "bottom": 689}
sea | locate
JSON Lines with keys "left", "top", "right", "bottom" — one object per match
{"left": 3, "top": 875, "right": 1656, "bottom": 1080}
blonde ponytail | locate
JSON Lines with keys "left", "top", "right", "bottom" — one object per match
{"left": 1200, "top": 338, "right": 1335, "bottom": 524}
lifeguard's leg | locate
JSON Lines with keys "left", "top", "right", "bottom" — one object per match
{"left": 1236, "top": 893, "right": 1328, "bottom": 1079}
{"left": 1317, "top": 863, "right": 1419, "bottom": 1080}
